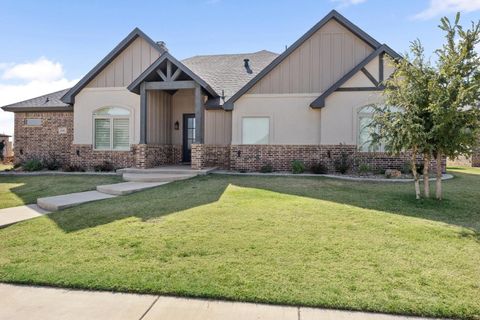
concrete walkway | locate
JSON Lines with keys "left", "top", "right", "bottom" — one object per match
{"left": 0, "top": 204, "right": 49, "bottom": 228}
{"left": 0, "top": 283, "right": 438, "bottom": 320}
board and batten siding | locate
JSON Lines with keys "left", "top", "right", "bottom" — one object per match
{"left": 87, "top": 37, "right": 161, "bottom": 88}
{"left": 147, "top": 90, "right": 172, "bottom": 144}
{"left": 248, "top": 19, "right": 374, "bottom": 94}
{"left": 205, "top": 110, "right": 232, "bottom": 145}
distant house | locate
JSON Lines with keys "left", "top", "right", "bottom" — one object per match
{"left": 0, "top": 134, "right": 13, "bottom": 161}
{"left": 2, "top": 10, "right": 458, "bottom": 171}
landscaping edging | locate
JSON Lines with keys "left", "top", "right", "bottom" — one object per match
{"left": 0, "top": 171, "right": 121, "bottom": 176}
{"left": 212, "top": 170, "right": 454, "bottom": 183}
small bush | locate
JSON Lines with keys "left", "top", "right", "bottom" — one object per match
{"left": 374, "top": 167, "right": 387, "bottom": 175}
{"left": 260, "top": 163, "right": 273, "bottom": 173}
{"left": 401, "top": 161, "right": 412, "bottom": 174}
{"left": 43, "top": 155, "right": 62, "bottom": 170}
{"left": 311, "top": 161, "right": 328, "bottom": 174}
{"left": 62, "top": 164, "right": 85, "bottom": 172}
{"left": 416, "top": 162, "right": 424, "bottom": 175}
{"left": 23, "top": 159, "right": 43, "bottom": 171}
{"left": 291, "top": 160, "right": 305, "bottom": 174}
{"left": 333, "top": 151, "right": 352, "bottom": 174}
{"left": 94, "top": 161, "right": 115, "bottom": 172}
{"left": 357, "top": 163, "right": 371, "bottom": 175}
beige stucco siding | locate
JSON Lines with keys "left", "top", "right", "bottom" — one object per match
{"left": 321, "top": 91, "right": 383, "bottom": 145}
{"left": 171, "top": 89, "right": 195, "bottom": 145}
{"left": 205, "top": 110, "right": 232, "bottom": 145}
{"left": 147, "top": 90, "right": 172, "bottom": 144}
{"left": 86, "top": 37, "right": 161, "bottom": 88}
{"left": 249, "top": 20, "right": 374, "bottom": 94}
{"left": 73, "top": 88, "right": 140, "bottom": 145}
{"left": 232, "top": 94, "right": 322, "bottom": 144}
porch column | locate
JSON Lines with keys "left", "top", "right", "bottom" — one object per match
{"left": 194, "top": 83, "right": 204, "bottom": 144}
{"left": 140, "top": 82, "right": 147, "bottom": 144}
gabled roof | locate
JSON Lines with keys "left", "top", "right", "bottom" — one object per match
{"left": 182, "top": 50, "right": 278, "bottom": 103}
{"left": 127, "top": 51, "right": 218, "bottom": 97}
{"left": 310, "top": 45, "right": 401, "bottom": 108}
{"left": 61, "top": 28, "right": 166, "bottom": 104}
{"left": 223, "top": 9, "right": 383, "bottom": 110}
{"left": 1, "top": 89, "right": 72, "bottom": 112}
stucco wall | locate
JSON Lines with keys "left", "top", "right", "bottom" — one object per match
{"left": 73, "top": 87, "right": 140, "bottom": 145}
{"left": 232, "top": 94, "right": 322, "bottom": 144}
{"left": 205, "top": 110, "right": 232, "bottom": 145}
{"left": 171, "top": 89, "right": 195, "bottom": 145}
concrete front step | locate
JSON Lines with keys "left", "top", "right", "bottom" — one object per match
{"left": 97, "top": 181, "right": 167, "bottom": 195}
{"left": 123, "top": 173, "right": 197, "bottom": 183}
{"left": 118, "top": 166, "right": 216, "bottom": 175}
{"left": 37, "top": 191, "right": 117, "bottom": 211}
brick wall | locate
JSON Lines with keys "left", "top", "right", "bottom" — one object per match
{"left": 136, "top": 144, "right": 182, "bottom": 168}
{"left": 191, "top": 144, "right": 230, "bottom": 170}
{"left": 14, "top": 112, "right": 73, "bottom": 165}
{"left": 472, "top": 149, "right": 480, "bottom": 167}
{"left": 70, "top": 144, "right": 136, "bottom": 169}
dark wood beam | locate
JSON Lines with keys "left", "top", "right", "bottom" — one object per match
{"left": 140, "top": 82, "right": 147, "bottom": 144}
{"left": 336, "top": 87, "right": 384, "bottom": 92}
{"left": 145, "top": 80, "right": 196, "bottom": 90}
{"left": 166, "top": 60, "right": 172, "bottom": 80}
{"left": 194, "top": 83, "right": 204, "bottom": 144}
{"left": 170, "top": 67, "right": 182, "bottom": 81}
{"left": 156, "top": 69, "right": 167, "bottom": 81}
{"left": 379, "top": 53, "right": 384, "bottom": 83}
{"left": 360, "top": 67, "right": 379, "bottom": 87}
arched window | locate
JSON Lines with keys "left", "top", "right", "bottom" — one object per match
{"left": 357, "top": 105, "right": 384, "bottom": 152}
{"left": 93, "top": 107, "right": 131, "bottom": 150}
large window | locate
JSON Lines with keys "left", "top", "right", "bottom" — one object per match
{"left": 93, "top": 107, "right": 130, "bottom": 150}
{"left": 242, "top": 117, "right": 269, "bottom": 144}
{"left": 357, "top": 105, "right": 383, "bottom": 152}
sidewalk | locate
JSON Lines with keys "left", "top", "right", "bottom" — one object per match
{"left": 0, "top": 204, "right": 49, "bottom": 228}
{"left": 0, "top": 283, "right": 438, "bottom": 320}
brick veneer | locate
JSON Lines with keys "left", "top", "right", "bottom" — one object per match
{"left": 192, "top": 144, "right": 445, "bottom": 173}
{"left": 14, "top": 112, "right": 73, "bottom": 164}
{"left": 191, "top": 144, "right": 230, "bottom": 170}
{"left": 473, "top": 149, "right": 480, "bottom": 167}
{"left": 70, "top": 144, "right": 136, "bottom": 169}
{"left": 135, "top": 144, "right": 182, "bottom": 168}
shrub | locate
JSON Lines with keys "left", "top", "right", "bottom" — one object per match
{"left": 23, "top": 159, "right": 43, "bottom": 171}
{"left": 43, "top": 154, "right": 62, "bottom": 170}
{"left": 357, "top": 163, "right": 371, "bottom": 175}
{"left": 416, "top": 162, "right": 424, "bottom": 175}
{"left": 311, "top": 161, "right": 328, "bottom": 174}
{"left": 401, "top": 161, "right": 412, "bottom": 174}
{"left": 260, "top": 163, "right": 273, "bottom": 173}
{"left": 374, "top": 167, "right": 387, "bottom": 175}
{"left": 291, "top": 160, "right": 305, "bottom": 174}
{"left": 93, "top": 161, "right": 115, "bottom": 172}
{"left": 62, "top": 164, "right": 85, "bottom": 172}
{"left": 333, "top": 151, "right": 352, "bottom": 174}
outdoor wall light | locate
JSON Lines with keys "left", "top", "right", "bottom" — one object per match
{"left": 76, "top": 149, "right": 80, "bottom": 156}
{"left": 19, "top": 149, "right": 23, "bottom": 155}
{"left": 174, "top": 121, "right": 179, "bottom": 130}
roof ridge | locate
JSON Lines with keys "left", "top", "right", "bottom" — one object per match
{"left": 182, "top": 50, "right": 278, "bottom": 61}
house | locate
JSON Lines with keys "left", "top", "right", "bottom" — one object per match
{"left": 3, "top": 10, "right": 437, "bottom": 172}
{"left": 0, "top": 134, "right": 13, "bottom": 161}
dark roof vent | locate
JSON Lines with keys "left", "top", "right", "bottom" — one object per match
{"left": 156, "top": 41, "right": 168, "bottom": 52}
{"left": 244, "top": 58, "right": 252, "bottom": 74}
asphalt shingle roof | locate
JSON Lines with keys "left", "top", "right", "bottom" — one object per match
{"left": 182, "top": 50, "right": 278, "bottom": 101}
{"left": 1, "top": 88, "right": 72, "bottom": 111}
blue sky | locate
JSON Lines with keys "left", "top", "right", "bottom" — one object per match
{"left": 1, "top": 0, "right": 479, "bottom": 136}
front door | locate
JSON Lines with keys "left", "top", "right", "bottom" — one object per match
{"left": 182, "top": 114, "right": 195, "bottom": 162}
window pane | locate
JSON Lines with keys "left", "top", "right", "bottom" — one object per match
{"left": 242, "top": 118, "right": 269, "bottom": 144}
{"left": 358, "top": 115, "right": 381, "bottom": 152}
{"left": 25, "top": 118, "right": 42, "bottom": 126}
{"left": 94, "top": 107, "right": 130, "bottom": 116}
{"left": 113, "top": 119, "right": 129, "bottom": 150}
{"left": 95, "top": 119, "right": 111, "bottom": 149}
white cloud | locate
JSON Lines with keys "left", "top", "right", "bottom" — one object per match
{"left": 331, "top": 0, "right": 367, "bottom": 8}
{"left": 2, "top": 57, "right": 64, "bottom": 82}
{"left": 0, "top": 58, "right": 78, "bottom": 137}
{"left": 413, "top": 0, "right": 480, "bottom": 20}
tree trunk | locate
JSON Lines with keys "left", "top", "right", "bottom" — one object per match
{"left": 423, "top": 152, "right": 430, "bottom": 198}
{"left": 411, "top": 148, "right": 421, "bottom": 200}
{"left": 435, "top": 152, "right": 443, "bottom": 200}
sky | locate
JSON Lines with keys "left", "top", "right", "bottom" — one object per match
{"left": 1, "top": 0, "right": 479, "bottom": 137}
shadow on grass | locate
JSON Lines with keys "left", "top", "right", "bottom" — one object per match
{"left": 36, "top": 168, "right": 480, "bottom": 236}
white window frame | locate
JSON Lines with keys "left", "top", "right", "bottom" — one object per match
{"left": 93, "top": 107, "right": 131, "bottom": 151}
{"left": 241, "top": 116, "right": 270, "bottom": 145}
{"left": 25, "top": 118, "right": 42, "bottom": 127}
{"left": 357, "top": 105, "right": 384, "bottom": 152}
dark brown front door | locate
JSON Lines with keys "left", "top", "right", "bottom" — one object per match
{"left": 182, "top": 114, "right": 195, "bottom": 162}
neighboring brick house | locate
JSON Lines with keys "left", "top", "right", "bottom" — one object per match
{"left": 1, "top": 10, "right": 455, "bottom": 172}
{"left": 0, "top": 134, "right": 13, "bottom": 161}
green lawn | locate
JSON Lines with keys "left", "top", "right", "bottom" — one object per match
{"left": 0, "top": 175, "right": 122, "bottom": 209}
{"left": 0, "top": 168, "right": 479, "bottom": 319}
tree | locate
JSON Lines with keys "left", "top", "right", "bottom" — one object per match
{"left": 429, "top": 13, "right": 480, "bottom": 200}
{"left": 372, "top": 41, "right": 435, "bottom": 200}
{"left": 0, "top": 140, "right": 4, "bottom": 162}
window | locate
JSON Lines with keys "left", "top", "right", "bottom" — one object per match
{"left": 25, "top": 118, "right": 42, "bottom": 126}
{"left": 357, "top": 105, "right": 383, "bottom": 152}
{"left": 242, "top": 117, "right": 269, "bottom": 144}
{"left": 93, "top": 107, "right": 130, "bottom": 150}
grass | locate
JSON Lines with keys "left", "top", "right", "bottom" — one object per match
{"left": 0, "top": 175, "right": 122, "bottom": 209}
{"left": 0, "top": 164, "right": 13, "bottom": 171}
{"left": 0, "top": 167, "right": 479, "bottom": 319}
